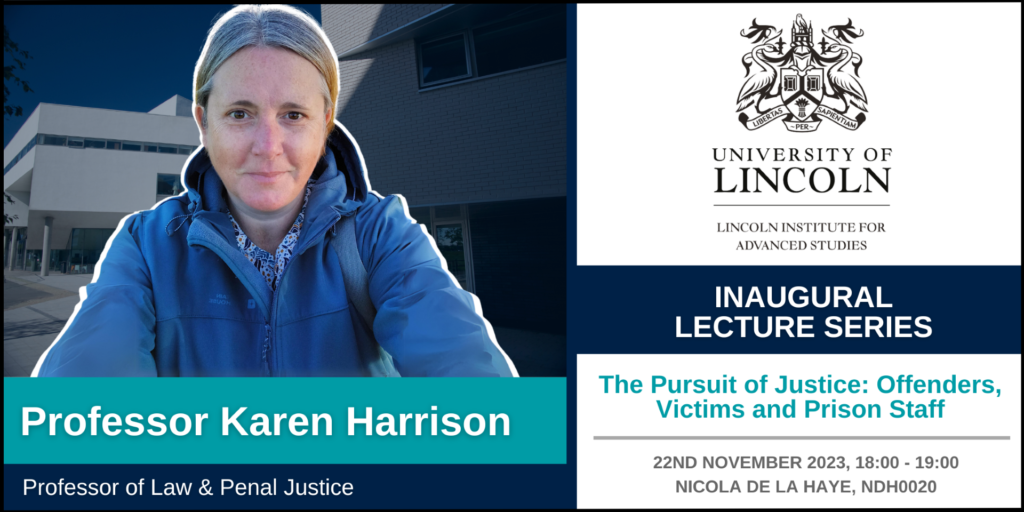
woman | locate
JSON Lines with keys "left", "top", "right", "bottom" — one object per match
{"left": 34, "top": 5, "right": 517, "bottom": 377}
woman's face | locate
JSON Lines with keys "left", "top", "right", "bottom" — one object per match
{"left": 197, "top": 46, "right": 329, "bottom": 214}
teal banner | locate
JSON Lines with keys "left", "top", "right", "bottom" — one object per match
{"left": 4, "top": 378, "right": 565, "bottom": 464}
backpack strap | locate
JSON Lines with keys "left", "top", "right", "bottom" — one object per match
{"left": 330, "top": 212, "right": 400, "bottom": 377}
{"left": 332, "top": 213, "right": 377, "bottom": 328}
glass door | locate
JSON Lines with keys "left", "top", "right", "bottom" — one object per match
{"left": 410, "top": 204, "right": 475, "bottom": 292}
{"left": 434, "top": 222, "right": 468, "bottom": 290}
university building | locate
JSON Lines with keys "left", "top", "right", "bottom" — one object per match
{"left": 4, "top": 96, "right": 199, "bottom": 274}
{"left": 322, "top": 4, "right": 567, "bottom": 334}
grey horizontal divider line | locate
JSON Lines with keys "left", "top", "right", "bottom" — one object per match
{"left": 594, "top": 436, "right": 1010, "bottom": 440}
{"left": 713, "top": 204, "right": 890, "bottom": 207}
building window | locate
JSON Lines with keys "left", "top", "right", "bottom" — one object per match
{"left": 40, "top": 135, "right": 66, "bottom": 146}
{"left": 3, "top": 137, "right": 36, "bottom": 175}
{"left": 30, "top": 134, "right": 195, "bottom": 153}
{"left": 419, "top": 34, "right": 472, "bottom": 86}
{"left": 417, "top": 4, "right": 567, "bottom": 89}
{"left": 473, "top": 4, "right": 567, "bottom": 77}
{"left": 6, "top": 133, "right": 199, "bottom": 174}
{"left": 156, "top": 174, "right": 184, "bottom": 196}
{"left": 64, "top": 228, "right": 116, "bottom": 274}
{"left": 406, "top": 204, "right": 475, "bottom": 292}
{"left": 434, "top": 223, "right": 467, "bottom": 286}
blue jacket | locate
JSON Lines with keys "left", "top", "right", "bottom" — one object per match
{"left": 35, "top": 121, "right": 518, "bottom": 377}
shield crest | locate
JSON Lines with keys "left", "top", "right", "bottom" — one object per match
{"left": 780, "top": 67, "right": 825, "bottom": 121}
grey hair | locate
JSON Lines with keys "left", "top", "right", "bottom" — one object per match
{"left": 193, "top": 5, "right": 339, "bottom": 140}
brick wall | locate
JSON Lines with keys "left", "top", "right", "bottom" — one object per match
{"left": 321, "top": 4, "right": 448, "bottom": 55}
{"left": 336, "top": 39, "right": 567, "bottom": 206}
{"left": 470, "top": 197, "right": 566, "bottom": 334}
{"left": 323, "top": 5, "right": 568, "bottom": 336}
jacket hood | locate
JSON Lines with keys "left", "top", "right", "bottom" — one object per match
{"left": 181, "top": 119, "right": 372, "bottom": 217}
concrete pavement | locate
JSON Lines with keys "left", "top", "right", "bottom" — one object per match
{"left": 4, "top": 271, "right": 93, "bottom": 377}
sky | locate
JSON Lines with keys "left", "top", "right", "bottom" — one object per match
{"left": 4, "top": 5, "right": 322, "bottom": 147}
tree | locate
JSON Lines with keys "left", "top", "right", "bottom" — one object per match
{"left": 4, "top": 24, "right": 34, "bottom": 118}
{"left": 4, "top": 192, "right": 15, "bottom": 225}
{"left": 5, "top": 23, "right": 33, "bottom": 225}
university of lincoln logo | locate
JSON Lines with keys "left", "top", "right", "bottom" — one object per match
{"left": 736, "top": 14, "right": 868, "bottom": 132}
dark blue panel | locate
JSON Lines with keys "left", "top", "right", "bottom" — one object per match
{"left": 568, "top": 266, "right": 1021, "bottom": 355}
{"left": 4, "top": 464, "right": 574, "bottom": 510}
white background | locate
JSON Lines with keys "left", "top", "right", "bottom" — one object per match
{"left": 577, "top": 354, "right": 1022, "bottom": 508}
{"left": 577, "top": 4, "right": 1022, "bottom": 265}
